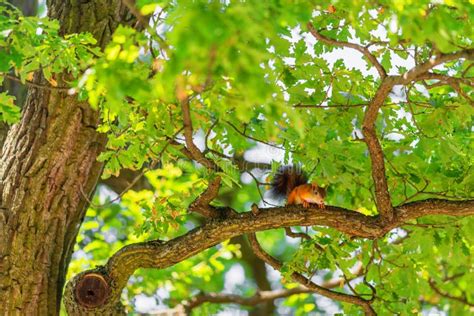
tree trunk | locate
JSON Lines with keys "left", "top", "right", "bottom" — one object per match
{"left": 0, "top": 1, "right": 133, "bottom": 314}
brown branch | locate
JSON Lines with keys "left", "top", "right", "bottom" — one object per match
{"left": 284, "top": 227, "right": 311, "bottom": 240}
{"left": 180, "top": 97, "right": 217, "bottom": 170}
{"left": 121, "top": 0, "right": 149, "bottom": 28}
{"left": 206, "top": 148, "right": 272, "bottom": 171}
{"left": 462, "top": 63, "right": 474, "bottom": 77}
{"left": 245, "top": 171, "right": 277, "bottom": 207}
{"left": 428, "top": 278, "right": 474, "bottom": 307}
{"left": 293, "top": 101, "right": 436, "bottom": 109}
{"left": 418, "top": 73, "right": 474, "bottom": 88}
{"left": 362, "top": 76, "right": 398, "bottom": 221}
{"left": 170, "top": 137, "right": 221, "bottom": 217}
{"left": 417, "top": 72, "right": 474, "bottom": 106}
{"left": 65, "top": 199, "right": 473, "bottom": 312}
{"left": 65, "top": 198, "right": 473, "bottom": 312}
{"left": 204, "top": 120, "right": 219, "bottom": 148}
{"left": 177, "top": 86, "right": 224, "bottom": 218}
{"left": 183, "top": 262, "right": 364, "bottom": 311}
{"left": 225, "top": 120, "right": 294, "bottom": 153}
{"left": 2, "top": 73, "right": 71, "bottom": 92}
{"left": 188, "top": 176, "right": 222, "bottom": 218}
{"left": 184, "top": 288, "right": 313, "bottom": 311}
{"left": 247, "top": 233, "right": 376, "bottom": 315}
{"left": 230, "top": 235, "right": 274, "bottom": 315}
{"left": 306, "top": 22, "right": 387, "bottom": 79}
{"left": 401, "top": 49, "right": 474, "bottom": 83}
{"left": 284, "top": 227, "right": 325, "bottom": 252}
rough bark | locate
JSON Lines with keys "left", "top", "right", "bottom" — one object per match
{"left": 0, "top": 1, "right": 133, "bottom": 314}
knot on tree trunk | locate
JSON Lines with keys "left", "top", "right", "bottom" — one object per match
{"left": 64, "top": 269, "right": 126, "bottom": 315}
{"left": 75, "top": 273, "right": 110, "bottom": 308}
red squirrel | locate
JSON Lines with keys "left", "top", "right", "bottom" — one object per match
{"left": 270, "top": 165, "right": 326, "bottom": 208}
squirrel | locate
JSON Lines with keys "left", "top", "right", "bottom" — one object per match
{"left": 270, "top": 165, "right": 326, "bottom": 208}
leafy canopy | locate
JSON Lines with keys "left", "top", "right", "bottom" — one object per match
{"left": 1, "top": 0, "right": 473, "bottom": 315}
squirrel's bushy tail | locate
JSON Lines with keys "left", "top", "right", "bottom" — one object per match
{"left": 270, "top": 165, "right": 308, "bottom": 199}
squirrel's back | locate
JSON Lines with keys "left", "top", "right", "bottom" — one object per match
{"left": 270, "top": 165, "right": 308, "bottom": 199}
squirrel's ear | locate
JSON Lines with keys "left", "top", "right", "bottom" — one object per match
{"left": 318, "top": 187, "right": 327, "bottom": 199}
{"left": 319, "top": 186, "right": 327, "bottom": 198}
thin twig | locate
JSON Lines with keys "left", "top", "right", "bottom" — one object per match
{"left": 284, "top": 227, "right": 311, "bottom": 241}
{"left": 428, "top": 279, "right": 474, "bottom": 307}
{"left": 2, "top": 73, "right": 72, "bottom": 92}
{"left": 225, "top": 120, "right": 294, "bottom": 153}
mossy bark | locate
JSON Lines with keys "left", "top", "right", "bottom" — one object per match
{"left": 0, "top": 1, "right": 133, "bottom": 314}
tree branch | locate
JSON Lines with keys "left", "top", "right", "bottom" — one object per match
{"left": 183, "top": 262, "right": 364, "bottom": 311}
{"left": 428, "top": 278, "right": 474, "bottom": 307}
{"left": 1, "top": 73, "right": 71, "bottom": 92}
{"left": 306, "top": 22, "right": 387, "bottom": 79}
{"left": 417, "top": 72, "right": 474, "bottom": 88}
{"left": 121, "top": 0, "right": 149, "bottom": 28}
{"left": 247, "top": 233, "right": 376, "bottom": 315}
{"left": 180, "top": 97, "right": 217, "bottom": 170}
{"left": 177, "top": 90, "right": 222, "bottom": 218}
{"left": 362, "top": 76, "right": 398, "bottom": 221}
{"left": 401, "top": 49, "right": 474, "bottom": 83}
{"left": 225, "top": 120, "right": 292, "bottom": 152}
{"left": 417, "top": 72, "right": 474, "bottom": 106}
{"left": 183, "top": 288, "right": 313, "bottom": 311}
{"left": 64, "top": 198, "right": 474, "bottom": 314}
{"left": 189, "top": 176, "right": 223, "bottom": 218}
{"left": 302, "top": 30, "right": 473, "bottom": 222}
{"left": 284, "top": 227, "right": 311, "bottom": 240}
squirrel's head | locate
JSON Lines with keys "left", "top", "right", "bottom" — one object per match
{"left": 311, "top": 183, "right": 327, "bottom": 200}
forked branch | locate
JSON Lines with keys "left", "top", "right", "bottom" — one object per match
{"left": 183, "top": 263, "right": 364, "bottom": 311}
{"left": 307, "top": 22, "right": 387, "bottom": 79}
{"left": 247, "top": 233, "right": 376, "bottom": 315}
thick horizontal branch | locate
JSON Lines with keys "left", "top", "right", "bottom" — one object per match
{"left": 64, "top": 198, "right": 474, "bottom": 312}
